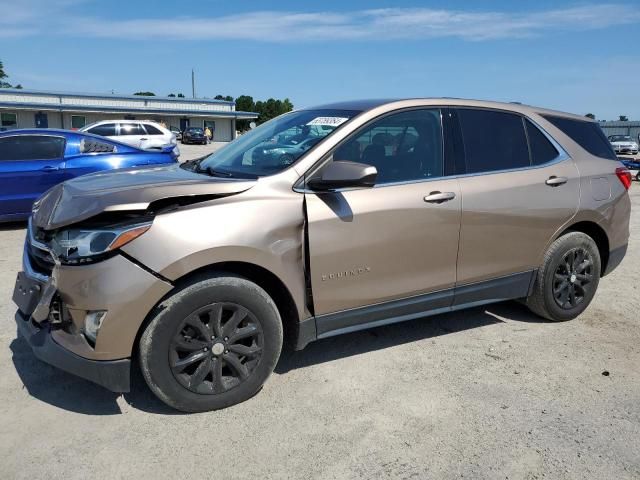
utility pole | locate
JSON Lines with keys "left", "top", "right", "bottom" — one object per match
{"left": 191, "top": 69, "right": 196, "bottom": 99}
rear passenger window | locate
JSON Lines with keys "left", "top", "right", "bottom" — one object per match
{"left": 118, "top": 123, "right": 146, "bottom": 136}
{"left": 457, "top": 109, "right": 529, "bottom": 174}
{"left": 143, "top": 124, "right": 164, "bottom": 135}
{"left": 526, "top": 120, "right": 559, "bottom": 165}
{"left": 542, "top": 115, "right": 616, "bottom": 160}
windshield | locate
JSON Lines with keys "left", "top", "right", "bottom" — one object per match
{"left": 610, "top": 135, "right": 632, "bottom": 142}
{"left": 194, "top": 109, "right": 359, "bottom": 178}
{"left": 188, "top": 128, "right": 204, "bottom": 133}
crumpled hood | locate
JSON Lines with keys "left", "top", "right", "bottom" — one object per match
{"left": 32, "top": 164, "right": 256, "bottom": 230}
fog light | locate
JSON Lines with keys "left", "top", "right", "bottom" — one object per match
{"left": 84, "top": 311, "right": 107, "bottom": 344}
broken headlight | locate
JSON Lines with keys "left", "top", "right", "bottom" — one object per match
{"left": 51, "top": 222, "right": 152, "bottom": 265}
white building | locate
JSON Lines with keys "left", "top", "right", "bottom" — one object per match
{"left": 0, "top": 89, "right": 258, "bottom": 142}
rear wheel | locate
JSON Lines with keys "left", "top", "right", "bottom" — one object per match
{"left": 526, "top": 232, "right": 600, "bottom": 321}
{"left": 139, "top": 274, "right": 283, "bottom": 412}
{"left": 635, "top": 171, "right": 640, "bottom": 182}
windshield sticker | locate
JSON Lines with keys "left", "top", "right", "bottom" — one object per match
{"left": 306, "top": 117, "right": 349, "bottom": 127}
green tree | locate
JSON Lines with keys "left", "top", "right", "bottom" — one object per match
{"left": 253, "top": 97, "right": 294, "bottom": 125}
{"left": 133, "top": 91, "right": 156, "bottom": 96}
{"left": 619, "top": 115, "right": 628, "bottom": 121}
{"left": 235, "top": 95, "right": 256, "bottom": 131}
{"left": 214, "top": 94, "right": 234, "bottom": 101}
{"left": 177, "top": 93, "right": 185, "bottom": 98}
{"left": 167, "top": 93, "right": 176, "bottom": 97}
{"left": 0, "top": 60, "right": 17, "bottom": 88}
{"left": 585, "top": 113, "right": 596, "bottom": 120}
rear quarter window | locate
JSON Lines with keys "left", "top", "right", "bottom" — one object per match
{"left": 0, "top": 135, "right": 65, "bottom": 161}
{"left": 542, "top": 115, "right": 616, "bottom": 160}
{"left": 144, "top": 124, "right": 164, "bottom": 135}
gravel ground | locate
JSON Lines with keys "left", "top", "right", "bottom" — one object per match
{"left": 0, "top": 185, "right": 638, "bottom": 480}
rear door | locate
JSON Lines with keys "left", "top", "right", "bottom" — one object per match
{"left": 304, "top": 108, "right": 462, "bottom": 334}
{"left": 450, "top": 108, "right": 580, "bottom": 301}
{"left": 141, "top": 123, "right": 169, "bottom": 149}
{"left": 0, "top": 135, "right": 66, "bottom": 217}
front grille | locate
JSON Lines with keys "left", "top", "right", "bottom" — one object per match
{"left": 26, "top": 220, "right": 55, "bottom": 277}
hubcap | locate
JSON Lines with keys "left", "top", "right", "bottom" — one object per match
{"left": 169, "top": 303, "right": 264, "bottom": 395}
{"left": 552, "top": 248, "right": 593, "bottom": 310}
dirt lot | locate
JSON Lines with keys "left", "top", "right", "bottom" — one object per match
{"left": 177, "top": 141, "right": 224, "bottom": 162}
{"left": 0, "top": 186, "right": 638, "bottom": 480}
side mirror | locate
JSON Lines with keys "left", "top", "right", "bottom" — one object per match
{"left": 307, "top": 160, "right": 377, "bottom": 191}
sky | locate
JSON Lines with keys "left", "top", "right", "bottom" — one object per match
{"left": 1, "top": 0, "right": 640, "bottom": 120}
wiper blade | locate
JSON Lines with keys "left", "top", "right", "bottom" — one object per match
{"left": 202, "top": 166, "right": 234, "bottom": 178}
{"left": 180, "top": 156, "right": 206, "bottom": 171}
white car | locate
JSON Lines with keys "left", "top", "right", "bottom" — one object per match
{"left": 80, "top": 120, "right": 179, "bottom": 155}
{"left": 608, "top": 135, "right": 639, "bottom": 155}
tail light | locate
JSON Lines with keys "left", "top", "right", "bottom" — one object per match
{"left": 616, "top": 167, "right": 632, "bottom": 190}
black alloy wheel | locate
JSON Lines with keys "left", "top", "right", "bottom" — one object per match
{"left": 552, "top": 248, "right": 594, "bottom": 310}
{"left": 170, "top": 303, "right": 263, "bottom": 394}
{"left": 139, "top": 275, "right": 283, "bottom": 412}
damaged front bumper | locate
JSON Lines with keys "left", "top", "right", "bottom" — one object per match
{"left": 14, "top": 310, "right": 131, "bottom": 392}
{"left": 13, "top": 223, "right": 174, "bottom": 392}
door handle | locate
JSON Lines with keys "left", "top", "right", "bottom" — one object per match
{"left": 424, "top": 191, "right": 456, "bottom": 204}
{"left": 545, "top": 175, "right": 568, "bottom": 187}
{"left": 140, "top": 138, "right": 148, "bottom": 141}
{"left": 40, "top": 166, "right": 59, "bottom": 172}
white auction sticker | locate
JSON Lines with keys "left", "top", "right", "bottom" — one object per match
{"left": 306, "top": 117, "right": 349, "bottom": 127}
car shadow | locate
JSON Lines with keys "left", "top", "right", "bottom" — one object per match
{"left": 275, "top": 300, "right": 545, "bottom": 374}
{"left": 10, "top": 300, "right": 545, "bottom": 415}
{"left": 0, "top": 221, "right": 27, "bottom": 231}
{"left": 10, "top": 334, "right": 181, "bottom": 416}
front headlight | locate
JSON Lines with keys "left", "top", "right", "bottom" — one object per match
{"left": 51, "top": 222, "right": 152, "bottom": 265}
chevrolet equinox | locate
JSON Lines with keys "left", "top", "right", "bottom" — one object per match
{"left": 13, "top": 99, "right": 631, "bottom": 412}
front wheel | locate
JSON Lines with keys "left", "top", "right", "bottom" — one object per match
{"left": 139, "top": 274, "right": 283, "bottom": 412}
{"left": 526, "top": 232, "right": 601, "bottom": 321}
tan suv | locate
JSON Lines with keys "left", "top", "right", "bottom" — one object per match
{"left": 13, "top": 99, "right": 631, "bottom": 412}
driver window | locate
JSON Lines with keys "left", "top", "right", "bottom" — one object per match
{"left": 333, "top": 109, "right": 443, "bottom": 184}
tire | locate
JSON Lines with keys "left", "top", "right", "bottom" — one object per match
{"left": 526, "top": 232, "right": 601, "bottom": 321}
{"left": 139, "top": 274, "right": 283, "bottom": 412}
{"left": 636, "top": 172, "right": 640, "bottom": 182}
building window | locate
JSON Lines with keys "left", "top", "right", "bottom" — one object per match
{"left": 71, "top": 115, "right": 86, "bottom": 130}
{"left": 1, "top": 112, "right": 17, "bottom": 130}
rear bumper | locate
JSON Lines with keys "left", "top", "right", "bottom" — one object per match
{"left": 15, "top": 310, "right": 131, "bottom": 392}
{"left": 603, "top": 243, "right": 627, "bottom": 276}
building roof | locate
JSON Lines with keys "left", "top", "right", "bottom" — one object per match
{"left": 0, "top": 88, "right": 235, "bottom": 105}
{"left": 0, "top": 88, "right": 258, "bottom": 119}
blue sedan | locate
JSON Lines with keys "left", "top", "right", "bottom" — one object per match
{"left": 0, "top": 129, "right": 178, "bottom": 222}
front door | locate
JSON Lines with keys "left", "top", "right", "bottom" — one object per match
{"left": 35, "top": 112, "right": 48, "bottom": 128}
{"left": 0, "top": 135, "right": 66, "bottom": 217}
{"left": 180, "top": 118, "right": 190, "bottom": 132}
{"left": 305, "top": 109, "right": 462, "bottom": 331}
{"left": 451, "top": 108, "right": 580, "bottom": 293}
